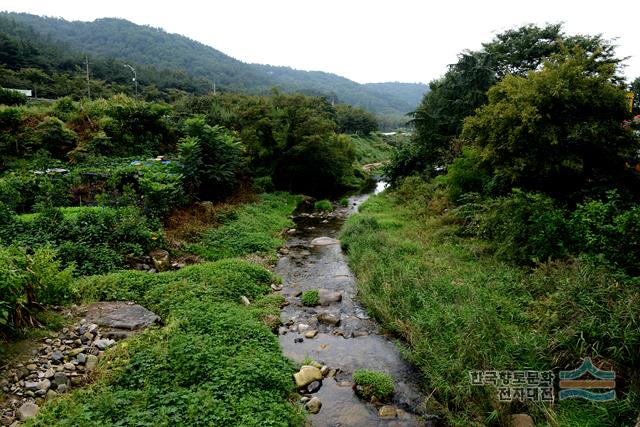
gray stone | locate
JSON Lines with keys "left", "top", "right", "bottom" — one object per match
{"left": 297, "top": 324, "right": 311, "bottom": 333}
{"left": 304, "top": 330, "right": 318, "bottom": 338}
{"left": 44, "top": 368, "right": 55, "bottom": 379}
{"left": 85, "top": 354, "right": 99, "bottom": 370}
{"left": 76, "top": 353, "right": 87, "bottom": 364}
{"left": 17, "top": 402, "right": 39, "bottom": 421}
{"left": 63, "top": 362, "right": 76, "bottom": 371}
{"left": 56, "top": 384, "right": 68, "bottom": 393}
{"left": 38, "top": 379, "right": 51, "bottom": 391}
{"left": 84, "top": 302, "right": 160, "bottom": 331}
{"left": 46, "top": 389, "right": 57, "bottom": 400}
{"left": 317, "top": 312, "right": 340, "bottom": 326}
{"left": 300, "top": 396, "right": 310, "bottom": 404}
{"left": 307, "top": 381, "right": 321, "bottom": 393}
{"left": 310, "top": 237, "right": 339, "bottom": 246}
{"left": 94, "top": 338, "right": 116, "bottom": 350}
{"left": 51, "top": 350, "right": 63, "bottom": 364}
{"left": 24, "top": 381, "right": 39, "bottom": 391}
{"left": 53, "top": 372, "right": 69, "bottom": 387}
{"left": 305, "top": 397, "right": 322, "bottom": 414}
{"left": 318, "top": 289, "right": 342, "bottom": 305}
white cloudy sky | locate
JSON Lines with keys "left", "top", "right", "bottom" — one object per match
{"left": 2, "top": 0, "right": 639, "bottom": 84}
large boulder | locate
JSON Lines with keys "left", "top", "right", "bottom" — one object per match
{"left": 84, "top": 302, "right": 161, "bottom": 331}
{"left": 17, "top": 402, "right": 39, "bottom": 421}
{"left": 294, "top": 366, "right": 323, "bottom": 387}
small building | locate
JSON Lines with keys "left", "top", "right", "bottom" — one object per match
{"left": 6, "top": 88, "right": 33, "bottom": 97}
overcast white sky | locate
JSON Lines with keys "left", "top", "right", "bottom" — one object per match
{"left": 2, "top": 0, "right": 639, "bottom": 84}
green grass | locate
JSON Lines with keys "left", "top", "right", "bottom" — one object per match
{"left": 340, "top": 190, "right": 640, "bottom": 426}
{"left": 300, "top": 289, "right": 320, "bottom": 306}
{"left": 313, "top": 199, "right": 332, "bottom": 212}
{"left": 190, "top": 192, "right": 300, "bottom": 260}
{"left": 349, "top": 134, "right": 394, "bottom": 165}
{"left": 17, "top": 206, "right": 114, "bottom": 222}
{"left": 352, "top": 369, "right": 394, "bottom": 402}
{"left": 31, "top": 260, "right": 302, "bottom": 426}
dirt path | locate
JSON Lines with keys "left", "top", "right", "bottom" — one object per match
{"left": 276, "top": 184, "right": 435, "bottom": 426}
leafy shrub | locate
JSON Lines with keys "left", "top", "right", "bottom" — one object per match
{"left": 477, "top": 190, "right": 570, "bottom": 264}
{"left": 314, "top": 199, "right": 332, "bottom": 211}
{"left": 300, "top": 290, "right": 320, "bottom": 306}
{"left": 352, "top": 369, "right": 394, "bottom": 402}
{"left": 0, "top": 245, "right": 74, "bottom": 333}
{"left": 0, "top": 88, "right": 27, "bottom": 106}
{"left": 31, "top": 116, "right": 78, "bottom": 159}
{"left": 444, "top": 146, "right": 491, "bottom": 203}
{"left": 339, "top": 197, "right": 349, "bottom": 207}
{"left": 252, "top": 176, "right": 275, "bottom": 193}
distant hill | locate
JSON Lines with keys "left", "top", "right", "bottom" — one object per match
{"left": 0, "top": 12, "right": 428, "bottom": 115}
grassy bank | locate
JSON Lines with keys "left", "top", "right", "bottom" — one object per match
{"left": 340, "top": 188, "right": 640, "bottom": 426}
{"left": 25, "top": 193, "right": 303, "bottom": 426}
{"left": 349, "top": 134, "right": 394, "bottom": 165}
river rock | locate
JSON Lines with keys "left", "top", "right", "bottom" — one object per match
{"left": 53, "top": 372, "right": 69, "bottom": 388}
{"left": 305, "top": 330, "right": 318, "bottom": 338}
{"left": 63, "top": 362, "right": 76, "bottom": 371}
{"left": 294, "top": 366, "right": 323, "bottom": 387}
{"left": 310, "top": 237, "right": 340, "bottom": 246}
{"left": 76, "top": 353, "right": 87, "bottom": 364}
{"left": 67, "top": 347, "right": 84, "bottom": 357}
{"left": 17, "top": 402, "right": 38, "bottom": 421}
{"left": 24, "top": 381, "right": 39, "bottom": 391}
{"left": 307, "top": 381, "right": 321, "bottom": 393}
{"left": 305, "top": 397, "right": 322, "bottom": 414}
{"left": 38, "top": 379, "right": 51, "bottom": 392}
{"left": 378, "top": 405, "right": 397, "bottom": 418}
{"left": 84, "top": 302, "right": 161, "bottom": 331}
{"left": 150, "top": 249, "right": 171, "bottom": 272}
{"left": 511, "top": 414, "right": 535, "bottom": 427}
{"left": 51, "top": 350, "right": 63, "bottom": 364}
{"left": 85, "top": 354, "right": 99, "bottom": 370}
{"left": 318, "top": 290, "right": 342, "bottom": 305}
{"left": 240, "top": 296, "right": 251, "bottom": 306}
{"left": 297, "top": 324, "right": 311, "bottom": 333}
{"left": 44, "top": 368, "right": 55, "bottom": 379}
{"left": 94, "top": 338, "right": 115, "bottom": 350}
{"left": 317, "top": 312, "right": 341, "bottom": 326}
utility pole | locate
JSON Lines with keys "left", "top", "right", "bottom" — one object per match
{"left": 124, "top": 64, "right": 138, "bottom": 98}
{"left": 213, "top": 79, "right": 216, "bottom": 95}
{"left": 85, "top": 55, "right": 91, "bottom": 100}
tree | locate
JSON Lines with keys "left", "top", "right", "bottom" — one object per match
{"left": 389, "top": 23, "right": 624, "bottom": 182}
{"left": 631, "top": 77, "right": 640, "bottom": 113}
{"left": 463, "top": 49, "right": 639, "bottom": 201}
{"left": 334, "top": 104, "right": 378, "bottom": 135}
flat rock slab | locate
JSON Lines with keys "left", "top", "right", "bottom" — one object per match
{"left": 84, "top": 302, "right": 161, "bottom": 331}
{"left": 311, "top": 237, "right": 340, "bottom": 246}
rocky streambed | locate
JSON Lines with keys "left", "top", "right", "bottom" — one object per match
{"left": 0, "top": 302, "right": 160, "bottom": 426}
{"left": 276, "top": 184, "right": 437, "bottom": 426}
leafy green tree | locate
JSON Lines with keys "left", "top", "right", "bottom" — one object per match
{"left": 631, "top": 77, "right": 640, "bottom": 113}
{"left": 334, "top": 104, "right": 378, "bottom": 135}
{"left": 0, "top": 87, "right": 27, "bottom": 105}
{"left": 32, "top": 116, "right": 78, "bottom": 159}
{"left": 463, "top": 49, "right": 639, "bottom": 201}
{"left": 181, "top": 116, "right": 243, "bottom": 200}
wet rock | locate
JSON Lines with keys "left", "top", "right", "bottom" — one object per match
{"left": 294, "top": 337, "right": 304, "bottom": 344}
{"left": 378, "top": 405, "right": 397, "bottom": 418}
{"left": 511, "top": 414, "right": 535, "bottom": 427}
{"left": 320, "top": 366, "right": 330, "bottom": 376}
{"left": 317, "top": 312, "right": 340, "bottom": 326}
{"left": 318, "top": 290, "right": 342, "bottom": 305}
{"left": 305, "top": 330, "right": 318, "bottom": 339}
{"left": 300, "top": 396, "right": 311, "bottom": 404}
{"left": 297, "top": 323, "right": 311, "bottom": 333}
{"left": 270, "top": 284, "right": 283, "bottom": 291}
{"left": 294, "top": 366, "right": 323, "bottom": 387}
{"left": 307, "top": 381, "right": 321, "bottom": 393}
{"left": 17, "top": 402, "right": 38, "bottom": 421}
{"left": 310, "top": 237, "right": 340, "bottom": 246}
{"left": 305, "top": 397, "right": 322, "bottom": 414}
{"left": 240, "top": 296, "right": 251, "bottom": 306}
{"left": 150, "top": 249, "right": 171, "bottom": 272}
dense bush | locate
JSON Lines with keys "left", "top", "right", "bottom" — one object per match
{"left": 0, "top": 87, "right": 27, "bottom": 106}
{"left": 300, "top": 289, "right": 320, "bottom": 306}
{"left": 0, "top": 245, "right": 74, "bottom": 334}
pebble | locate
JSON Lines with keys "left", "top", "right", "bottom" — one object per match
{"left": 307, "top": 381, "right": 321, "bottom": 393}
{"left": 305, "top": 397, "right": 322, "bottom": 414}
{"left": 239, "top": 296, "right": 251, "bottom": 306}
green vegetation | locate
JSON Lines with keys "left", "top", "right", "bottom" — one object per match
{"left": 300, "top": 290, "right": 320, "bottom": 307}
{"left": 342, "top": 186, "right": 640, "bottom": 425}
{"left": 313, "top": 199, "right": 333, "bottom": 212}
{"left": 339, "top": 197, "right": 349, "bottom": 207}
{"left": 352, "top": 369, "right": 394, "bottom": 402}
{"left": 349, "top": 134, "right": 394, "bottom": 165}
{"left": 191, "top": 193, "right": 299, "bottom": 261}
{"left": 0, "top": 12, "right": 427, "bottom": 116}
{"left": 31, "top": 260, "right": 302, "bottom": 426}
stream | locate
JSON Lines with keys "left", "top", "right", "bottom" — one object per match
{"left": 276, "top": 182, "right": 435, "bottom": 426}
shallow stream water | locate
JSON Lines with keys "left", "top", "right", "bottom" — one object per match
{"left": 276, "top": 183, "right": 435, "bottom": 427}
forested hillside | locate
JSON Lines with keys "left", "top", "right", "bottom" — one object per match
{"left": 0, "top": 12, "right": 428, "bottom": 116}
